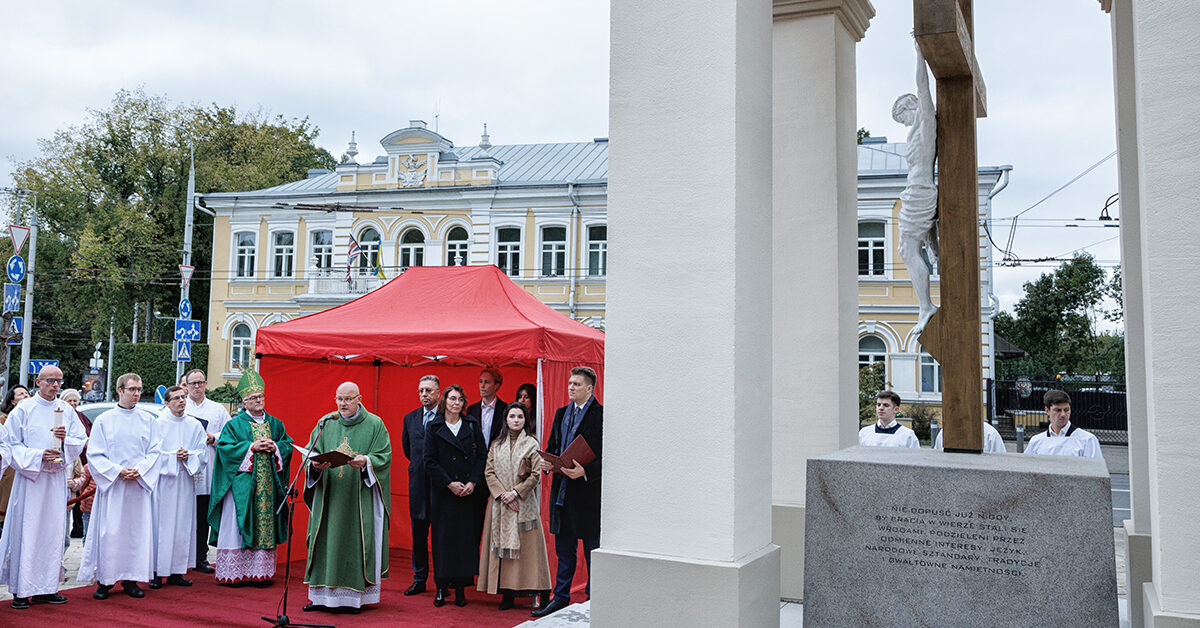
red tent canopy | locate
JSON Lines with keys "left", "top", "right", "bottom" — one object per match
{"left": 255, "top": 265, "right": 605, "bottom": 364}
{"left": 252, "top": 265, "right": 603, "bottom": 591}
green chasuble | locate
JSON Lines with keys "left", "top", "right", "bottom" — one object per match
{"left": 303, "top": 407, "right": 392, "bottom": 592}
{"left": 208, "top": 410, "right": 294, "bottom": 548}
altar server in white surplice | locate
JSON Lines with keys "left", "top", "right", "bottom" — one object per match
{"left": 0, "top": 365, "right": 86, "bottom": 609}
{"left": 78, "top": 373, "right": 163, "bottom": 600}
{"left": 1024, "top": 389, "right": 1104, "bottom": 460}
{"left": 858, "top": 390, "right": 921, "bottom": 449}
{"left": 150, "top": 385, "right": 206, "bottom": 589}
{"left": 182, "top": 367, "right": 231, "bottom": 574}
{"left": 935, "top": 421, "right": 1007, "bottom": 453}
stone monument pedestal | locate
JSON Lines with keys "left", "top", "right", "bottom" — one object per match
{"left": 802, "top": 447, "right": 1117, "bottom": 627}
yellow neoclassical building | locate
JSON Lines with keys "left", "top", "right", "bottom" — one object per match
{"left": 199, "top": 124, "right": 1007, "bottom": 402}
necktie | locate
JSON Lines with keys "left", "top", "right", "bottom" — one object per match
{"left": 423, "top": 410, "right": 433, "bottom": 426}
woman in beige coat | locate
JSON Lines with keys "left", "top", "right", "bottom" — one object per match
{"left": 476, "top": 402, "right": 552, "bottom": 611}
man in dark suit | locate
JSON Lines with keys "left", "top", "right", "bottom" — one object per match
{"left": 531, "top": 366, "right": 602, "bottom": 618}
{"left": 465, "top": 367, "right": 507, "bottom": 448}
{"left": 400, "top": 374, "right": 440, "bottom": 596}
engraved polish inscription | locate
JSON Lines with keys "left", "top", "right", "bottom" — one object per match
{"left": 863, "top": 504, "right": 1040, "bottom": 577}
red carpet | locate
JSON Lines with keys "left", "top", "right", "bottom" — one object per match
{"left": 38, "top": 549, "right": 534, "bottom": 628}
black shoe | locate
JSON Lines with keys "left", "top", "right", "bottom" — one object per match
{"left": 93, "top": 584, "right": 112, "bottom": 600}
{"left": 250, "top": 579, "right": 274, "bottom": 588}
{"left": 194, "top": 562, "right": 215, "bottom": 574}
{"left": 10, "top": 597, "right": 30, "bottom": 610}
{"left": 498, "top": 592, "right": 515, "bottom": 610}
{"left": 122, "top": 581, "right": 144, "bottom": 598}
{"left": 167, "top": 575, "right": 193, "bottom": 587}
{"left": 454, "top": 587, "right": 467, "bottom": 607}
{"left": 433, "top": 587, "right": 447, "bottom": 607}
{"left": 32, "top": 593, "right": 67, "bottom": 604}
{"left": 531, "top": 596, "right": 568, "bottom": 618}
{"left": 302, "top": 603, "right": 325, "bottom": 612}
{"left": 148, "top": 576, "right": 163, "bottom": 589}
{"left": 532, "top": 589, "right": 552, "bottom": 611}
{"left": 404, "top": 582, "right": 426, "bottom": 596}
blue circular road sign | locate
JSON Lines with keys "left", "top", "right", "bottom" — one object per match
{"left": 179, "top": 298, "right": 192, "bottom": 319}
{"left": 6, "top": 255, "right": 25, "bottom": 283}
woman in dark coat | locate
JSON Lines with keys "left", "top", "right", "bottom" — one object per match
{"left": 423, "top": 384, "right": 487, "bottom": 607}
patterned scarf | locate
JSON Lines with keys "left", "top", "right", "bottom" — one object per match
{"left": 489, "top": 430, "right": 540, "bottom": 559}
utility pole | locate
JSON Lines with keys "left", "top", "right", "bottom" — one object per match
{"left": 150, "top": 117, "right": 201, "bottom": 384}
{"left": 18, "top": 195, "right": 37, "bottom": 387}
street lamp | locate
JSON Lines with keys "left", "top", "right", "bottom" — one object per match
{"left": 149, "top": 117, "right": 206, "bottom": 383}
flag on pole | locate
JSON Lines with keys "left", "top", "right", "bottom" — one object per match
{"left": 347, "top": 235, "right": 362, "bottom": 262}
{"left": 374, "top": 256, "right": 386, "bottom": 280}
{"left": 345, "top": 263, "right": 352, "bottom": 285}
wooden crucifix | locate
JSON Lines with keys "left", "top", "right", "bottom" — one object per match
{"left": 914, "top": 0, "right": 988, "bottom": 453}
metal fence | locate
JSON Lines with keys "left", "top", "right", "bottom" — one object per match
{"left": 992, "top": 378, "right": 1128, "bottom": 445}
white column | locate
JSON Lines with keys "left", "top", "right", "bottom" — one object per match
{"left": 592, "top": 0, "right": 780, "bottom": 625}
{"left": 1131, "top": 0, "right": 1200, "bottom": 623}
{"left": 770, "top": 0, "right": 873, "bottom": 601}
{"left": 1104, "top": 1, "right": 1153, "bottom": 627}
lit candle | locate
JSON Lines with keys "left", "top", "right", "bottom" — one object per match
{"left": 52, "top": 406, "right": 64, "bottom": 463}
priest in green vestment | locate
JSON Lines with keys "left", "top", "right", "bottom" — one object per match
{"left": 208, "top": 369, "right": 294, "bottom": 584}
{"left": 301, "top": 381, "right": 392, "bottom": 613}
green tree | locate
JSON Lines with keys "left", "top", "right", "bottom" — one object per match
{"left": 4, "top": 88, "right": 335, "bottom": 386}
{"left": 858, "top": 362, "right": 886, "bottom": 424}
{"left": 857, "top": 127, "right": 871, "bottom": 144}
{"left": 994, "top": 253, "right": 1123, "bottom": 379}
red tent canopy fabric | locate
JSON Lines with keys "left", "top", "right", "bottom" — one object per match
{"left": 255, "top": 265, "right": 605, "bottom": 364}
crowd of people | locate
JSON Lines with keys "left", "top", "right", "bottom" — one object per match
{"left": 860, "top": 388, "right": 1104, "bottom": 459}
{"left": 0, "top": 362, "right": 604, "bottom": 621}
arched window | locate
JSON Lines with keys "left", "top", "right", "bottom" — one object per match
{"left": 230, "top": 323, "right": 253, "bottom": 372}
{"left": 858, "top": 221, "right": 886, "bottom": 276}
{"left": 272, "top": 231, "right": 295, "bottom": 278}
{"left": 588, "top": 225, "right": 607, "bottom": 276}
{"left": 446, "top": 226, "right": 469, "bottom": 266}
{"left": 399, "top": 229, "right": 425, "bottom": 270}
{"left": 920, "top": 349, "right": 942, "bottom": 393}
{"left": 310, "top": 230, "right": 333, "bottom": 270}
{"left": 858, "top": 335, "right": 887, "bottom": 372}
{"left": 357, "top": 228, "right": 380, "bottom": 275}
{"left": 496, "top": 227, "right": 521, "bottom": 277}
{"left": 234, "top": 232, "right": 256, "bottom": 278}
{"left": 541, "top": 226, "right": 566, "bottom": 277}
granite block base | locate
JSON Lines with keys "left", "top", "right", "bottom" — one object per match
{"left": 802, "top": 446, "right": 1118, "bottom": 627}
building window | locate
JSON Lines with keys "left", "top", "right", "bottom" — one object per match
{"left": 920, "top": 350, "right": 942, "bottom": 393}
{"left": 588, "top": 225, "right": 607, "bottom": 276}
{"left": 311, "top": 230, "right": 332, "bottom": 271}
{"left": 234, "top": 232, "right": 256, "bottom": 278}
{"left": 858, "top": 335, "right": 887, "bottom": 371}
{"left": 230, "top": 323, "right": 252, "bottom": 372}
{"left": 497, "top": 227, "right": 521, "bottom": 277}
{"left": 541, "top": 226, "right": 566, "bottom": 277}
{"left": 399, "top": 229, "right": 425, "bottom": 270}
{"left": 858, "top": 221, "right": 886, "bottom": 276}
{"left": 357, "top": 228, "right": 380, "bottom": 275}
{"left": 271, "top": 231, "right": 295, "bottom": 278}
{"left": 446, "top": 226, "right": 469, "bottom": 266}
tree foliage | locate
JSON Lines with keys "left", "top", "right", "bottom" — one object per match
{"left": 858, "top": 362, "right": 887, "bottom": 424}
{"left": 4, "top": 88, "right": 335, "bottom": 387}
{"left": 994, "top": 253, "right": 1124, "bottom": 379}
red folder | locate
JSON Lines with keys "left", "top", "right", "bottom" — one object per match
{"left": 539, "top": 435, "right": 596, "bottom": 474}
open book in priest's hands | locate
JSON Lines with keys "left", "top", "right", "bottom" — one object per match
{"left": 293, "top": 444, "right": 354, "bottom": 468}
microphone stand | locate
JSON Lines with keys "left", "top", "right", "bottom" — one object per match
{"left": 262, "top": 416, "right": 334, "bottom": 628}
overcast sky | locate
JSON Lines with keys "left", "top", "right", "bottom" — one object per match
{"left": 0, "top": 1, "right": 1120, "bottom": 325}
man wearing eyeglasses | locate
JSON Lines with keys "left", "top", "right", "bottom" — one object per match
{"left": 78, "top": 372, "right": 163, "bottom": 601}
{"left": 179, "top": 368, "right": 231, "bottom": 574}
{"left": 208, "top": 368, "right": 293, "bottom": 587}
{"left": 300, "top": 381, "right": 392, "bottom": 614}
{"left": 0, "top": 365, "right": 87, "bottom": 609}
